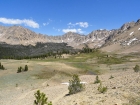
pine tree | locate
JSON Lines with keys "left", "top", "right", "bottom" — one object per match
{"left": 68, "top": 74, "right": 85, "bottom": 95}
{"left": 17, "top": 67, "right": 22, "bottom": 73}
{"left": 24, "top": 65, "right": 28, "bottom": 71}
{"left": 1, "top": 65, "right": 4, "bottom": 70}
{"left": 34, "top": 90, "right": 52, "bottom": 105}
{"left": 0, "top": 63, "right": 5, "bottom": 70}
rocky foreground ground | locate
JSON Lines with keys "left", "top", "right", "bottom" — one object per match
{"left": 0, "top": 68, "right": 140, "bottom": 105}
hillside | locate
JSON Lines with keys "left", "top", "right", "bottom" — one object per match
{"left": 0, "top": 42, "right": 75, "bottom": 59}
{"left": 101, "top": 19, "right": 140, "bottom": 53}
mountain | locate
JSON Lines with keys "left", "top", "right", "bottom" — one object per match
{"left": 0, "top": 19, "right": 140, "bottom": 53}
{"left": 0, "top": 25, "right": 116, "bottom": 49}
{"left": 101, "top": 19, "right": 140, "bottom": 53}
{"left": 0, "top": 26, "right": 47, "bottom": 45}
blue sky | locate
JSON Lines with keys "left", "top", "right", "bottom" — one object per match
{"left": 0, "top": 0, "right": 140, "bottom": 35}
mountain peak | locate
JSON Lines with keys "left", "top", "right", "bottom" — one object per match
{"left": 0, "top": 19, "right": 140, "bottom": 50}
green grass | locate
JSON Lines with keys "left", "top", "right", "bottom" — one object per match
{"left": 97, "top": 57, "right": 126, "bottom": 64}
{"left": 123, "top": 97, "right": 140, "bottom": 105}
{"left": 29, "top": 50, "right": 134, "bottom": 75}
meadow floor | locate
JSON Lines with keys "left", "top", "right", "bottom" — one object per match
{"left": 0, "top": 53, "right": 140, "bottom": 105}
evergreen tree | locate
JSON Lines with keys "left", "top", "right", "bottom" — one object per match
{"left": 68, "top": 74, "right": 85, "bottom": 95}
{"left": 17, "top": 67, "right": 21, "bottom": 73}
{"left": 1, "top": 65, "right": 4, "bottom": 70}
{"left": 0, "top": 62, "right": 5, "bottom": 70}
{"left": 24, "top": 65, "right": 28, "bottom": 71}
{"left": 34, "top": 90, "right": 52, "bottom": 105}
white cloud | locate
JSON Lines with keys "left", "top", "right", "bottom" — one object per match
{"left": 62, "top": 28, "right": 84, "bottom": 33}
{"left": 67, "top": 22, "right": 89, "bottom": 28}
{"left": 43, "top": 22, "right": 49, "bottom": 26}
{"left": 76, "top": 22, "right": 89, "bottom": 28}
{"left": 53, "top": 27, "right": 61, "bottom": 32}
{"left": 58, "top": 29, "right": 61, "bottom": 32}
{"left": 43, "top": 19, "right": 53, "bottom": 26}
{"left": 63, "top": 29, "right": 77, "bottom": 33}
{"left": 0, "top": 17, "right": 39, "bottom": 28}
{"left": 77, "top": 29, "right": 84, "bottom": 33}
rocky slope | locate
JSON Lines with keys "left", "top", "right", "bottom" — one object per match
{"left": 0, "top": 19, "right": 140, "bottom": 51}
{"left": 0, "top": 26, "right": 114, "bottom": 49}
{"left": 101, "top": 19, "right": 140, "bottom": 53}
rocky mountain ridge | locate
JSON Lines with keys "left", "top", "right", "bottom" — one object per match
{"left": 0, "top": 19, "right": 140, "bottom": 50}
{"left": 101, "top": 19, "right": 140, "bottom": 53}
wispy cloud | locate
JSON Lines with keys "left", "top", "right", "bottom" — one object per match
{"left": 68, "top": 22, "right": 89, "bottom": 28}
{"left": 43, "top": 22, "right": 49, "bottom": 26}
{"left": 62, "top": 28, "right": 84, "bottom": 33}
{"left": 0, "top": 17, "right": 39, "bottom": 28}
{"left": 43, "top": 19, "right": 53, "bottom": 26}
{"left": 76, "top": 22, "right": 89, "bottom": 28}
{"left": 53, "top": 27, "right": 61, "bottom": 32}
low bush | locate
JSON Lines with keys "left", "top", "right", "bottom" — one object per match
{"left": 109, "top": 75, "right": 114, "bottom": 79}
{"left": 98, "top": 82, "right": 107, "bottom": 93}
{"left": 133, "top": 65, "right": 140, "bottom": 72}
{"left": 94, "top": 75, "right": 101, "bottom": 84}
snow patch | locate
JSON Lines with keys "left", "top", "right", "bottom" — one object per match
{"left": 113, "top": 39, "right": 116, "bottom": 42}
{"left": 83, "top": 39, "right": 89, "bottom": 43}
{"left": 61, "top": 82, "right": 69, "bottom": 85}
{"left": 98, "top": 38, "right": 102, "bottom": 41}
{"left": 138, "top": 28, "right": 140, "bottom": 30}
{"left": 98, "top": 44, "right": 102, "bottom": 47}
{"left": 92, "top": 38, "right": 95, "bottom": 42}
{"left": 127, "top": 38, "right": 138, "bottom": 45}
{"left": 61, "top": 82, "right": 87, "bottom": 85}
{"left": 129, "top": 31, "right": 134, "bottom": 35}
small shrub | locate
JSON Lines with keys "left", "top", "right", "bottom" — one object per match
{"left": 16, "top": 84, "right": 18, "bottom": 87}
{"left": 17, "top": 66, "right": 22, "bottom": 73}
{"left": 98, "top": 82, "right": 107, "bottom": 93}
{"left": 133, "top": 65, "right": 140, "bottom": 72}
{"left": 17, "top": 65, "right": 29, "bottom": 73}
{"left": 68, "top": 74, "right": 85, "bottom": 95}
{"left": 94, "top": 75, "right": 101, "bottom": 84}
{"left": 34, "top": 90, "right": 52, "bottom": 105}
{"left": 109, "top": 75, "right": 114, "bottom": 79}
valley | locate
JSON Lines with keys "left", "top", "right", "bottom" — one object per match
{"left": 0, "top": 19, "right": 140, "bottom": 105}
{"left": 0, "top": 51, "right": 140, "bottom": 105}
{"left": 1, "top": 1, "right": 140, "bottom": 105}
